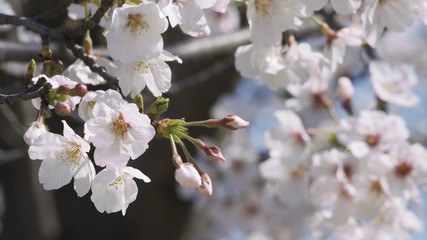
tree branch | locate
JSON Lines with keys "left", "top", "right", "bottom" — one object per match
{"left": 65, "top": 40, "right": 119, "bottom": 88}
{"left": 32, "top": 0, "right": 76, "bottom": 22}
{"left": 0, "top": 0, "right": 114, "bottom": 40}
{"left": 0, "top": 90, "right": 45, "bottom": 104}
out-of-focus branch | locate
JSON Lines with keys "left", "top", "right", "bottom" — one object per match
{"left": 0, "top": 0, "right": 114, "bottom": 40}
{"left": 0, "top": 89, "right": 45, "bottom": 104}
{"left": 32, "top": 0, "right": 77, "bottom": 22}
{"left": 65, "top": 40, "right": 119, "bottom": 88}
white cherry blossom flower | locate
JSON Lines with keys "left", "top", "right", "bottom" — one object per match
{"left": 384, "top": 143, "right": 427, "bottom": 201}
{"left": 161, "top": 0, "right": 215, "bottom": 37}
{"left": 90, "top": 166, "right": 150, "bottom": 215}
{"left": 265, "top": 110, "right": 311, "bottom": 166}
{"left": 370, "top": 61, "right": 420, "bottom": 107}
{"left": 247, "top": 0, "right": 309, "bottom": 45}
{"left": 362, "top": 0, "right": 416, "bottom": 45}
{"left": 84, "top": 89, "right": 155, "bottom": 169}
{"left": 337, "top": 110, "right": 409, "bottom": 158}
{"left": 28, "top": 120, "right": 95, "bottom": 197}
{"left": 78, "top": 90, "right": 105, "bottom": 122}
{"left": 104, "top": 3, "right": 168, "bottom": 64}
{"left": 117, "top": 51, "right": 181, "bottom": 97}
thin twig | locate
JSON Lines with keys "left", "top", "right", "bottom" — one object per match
{"left": 65, "top": 40, "right": 119, "bottom": 88}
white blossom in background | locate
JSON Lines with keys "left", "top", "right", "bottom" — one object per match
{"left": 235, "top": 42, "right": 327, "bottom": 91}
{"left": 31, "top": 74, "right": 82, "bottom": 110}
{"left": 104, "top": 3, "right": 168, "bottom": 64}
{"left": 78, "top": 90, "right": 105, "bottom": 122}
{"left": 370, "top": 61, "right": 420, "bottom": 107}
{"left": 362, "top": 0, "right": 416, "bottom": 45}
{"left": 265, "top": 110, "right": 311, "bottom": 166}
{"left": 303, "top": 0, "right": 361, "bottom": 15}
{"left": 117, "top": 51, "right": 181, "bottom": 97}
{"left": 90, "top": 167, "right": 151, "bottom": 215}
{"left": 23, "top": 121, "right": 48, "bottom": 146}
{"left": 205, "top": 6, "right": 240, "bottom": 35}
{"left": 84, "top": 89, "right": 155, "bottom": 169}
{"left": 337, "top": 110, "right": 409, "bottom": 158}
{"left": 246, "top": 0, "right": 309, "bottom": 45}
{"left": 0, "top": 0, "right": 15, "bottom": 32}
{"left": 384, "top": 143, "right": 427, "bottom": 201}
{"left": 63, "top": 57, "right": 120, "bottom": 85}
{"left": 161, "top": 0, "right": 216, "bottom": 37}
{"left": 28, "top": 121, "right": 95, "bottom": 197}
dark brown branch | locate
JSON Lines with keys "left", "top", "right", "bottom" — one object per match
{"left": 0, "top": 13, "right": 63, "bottom": 39}
{"left": 0, "top": 90, "right": 44, "bottom": 104}
{"left": 0, "top": 0, "right": 114, "bottom": 40}
{"left": 32, "top": 0, "right": 76, "bottom": 22}
{"left": 65, "top": 40, "right": 119, "bottom": 88}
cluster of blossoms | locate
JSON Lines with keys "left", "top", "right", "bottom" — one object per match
{"left": 21, "top": 0, "right": 249, "bottom": 215}
{"left": 1, "top": 0, "right": 424, "bottom": 237}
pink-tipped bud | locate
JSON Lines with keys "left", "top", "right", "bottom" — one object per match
{"left": 197, "top": 173, "right": 213, "bottom": 196}
{"left": 55, "top": 102, "right": 71, "bottom": 116}
{"left": 175, "top": 163, "right": 202, "bottom": 189}
{"left": 56, "top": 84, "right": 71, "bottom": 94}
{"left": 222, "top": 114, "right": 249, "bottom": 130}
{"left": 70, "top": 83, "right": 88, "bottom": 97}
{"left": 204, "top": 145, "right": 226, "bottom": 163}
{"left": 337, "top": 77, "right": 354, "bottom": 99}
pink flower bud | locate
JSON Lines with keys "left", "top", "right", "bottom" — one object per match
{"left": 70, "top": 83, "right": 88, "bottom": 97}
{"left": 337, "top": 77, "right": 354, "bottom": 99}
{"left": 222, "top": 114, "right": 249, "bottom": 130}
{"left": 175, "top": 163, "right": 202, "bottom": 189}
{"left": 203, "top": 144, "right": 226, "bottom": 163}
{"left": 55, "top": 102, "right": 71, "bottom": 116}
{"left": 197, "top": 173, "right": 213, "bottom": 196}
{"left": 56, "top": 84, "right": 71, "bottom": 94}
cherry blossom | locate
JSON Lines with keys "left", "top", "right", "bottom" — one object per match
{"left": 117, "top": 51, "right": 181, "bottom": 97}
{"left": 370, "top": 61, "right": 420, "bottom": 107}
{"left": 104, "top": 3, "right": 168, "bottom": 64}
{"left": 161, "top": 0, "right": 215, "bottom": 37}
{"left": 246, "top": 0, "right": 309, "bottom": 45}
{"left": 28, "top": 121, "right": 95, "bottom": 197}
{"left": 90, "top": 167, "right": 150, "bottom": 215}
{"left": 84, "top": 89, "right": 155, "bottom": 169}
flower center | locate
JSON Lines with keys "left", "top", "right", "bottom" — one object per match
{"left": 394, "top": 162, "right": 412, "bottom": 178}
{"left": 255, "top": 0, "right": 273, "bottom": 18}
{"left": 127, "top": 14, "right": 149, "bottom": 36}
{"left": 60, "top": 142, "right": 82, "bottom": 170}
{"left": 365, "top": 134, "right": 381, "bottom": 148}
{"left": 370, "top": 180, "right": 383, "bottom": 194}
{"left": 109, "top": 174, "right": 127, "bottom": 190}
{"left": 112, "top": 113, "right": 130, "bottom": 139}
{"left": 135, "top": 61, "right": 155, "bottom": 73}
